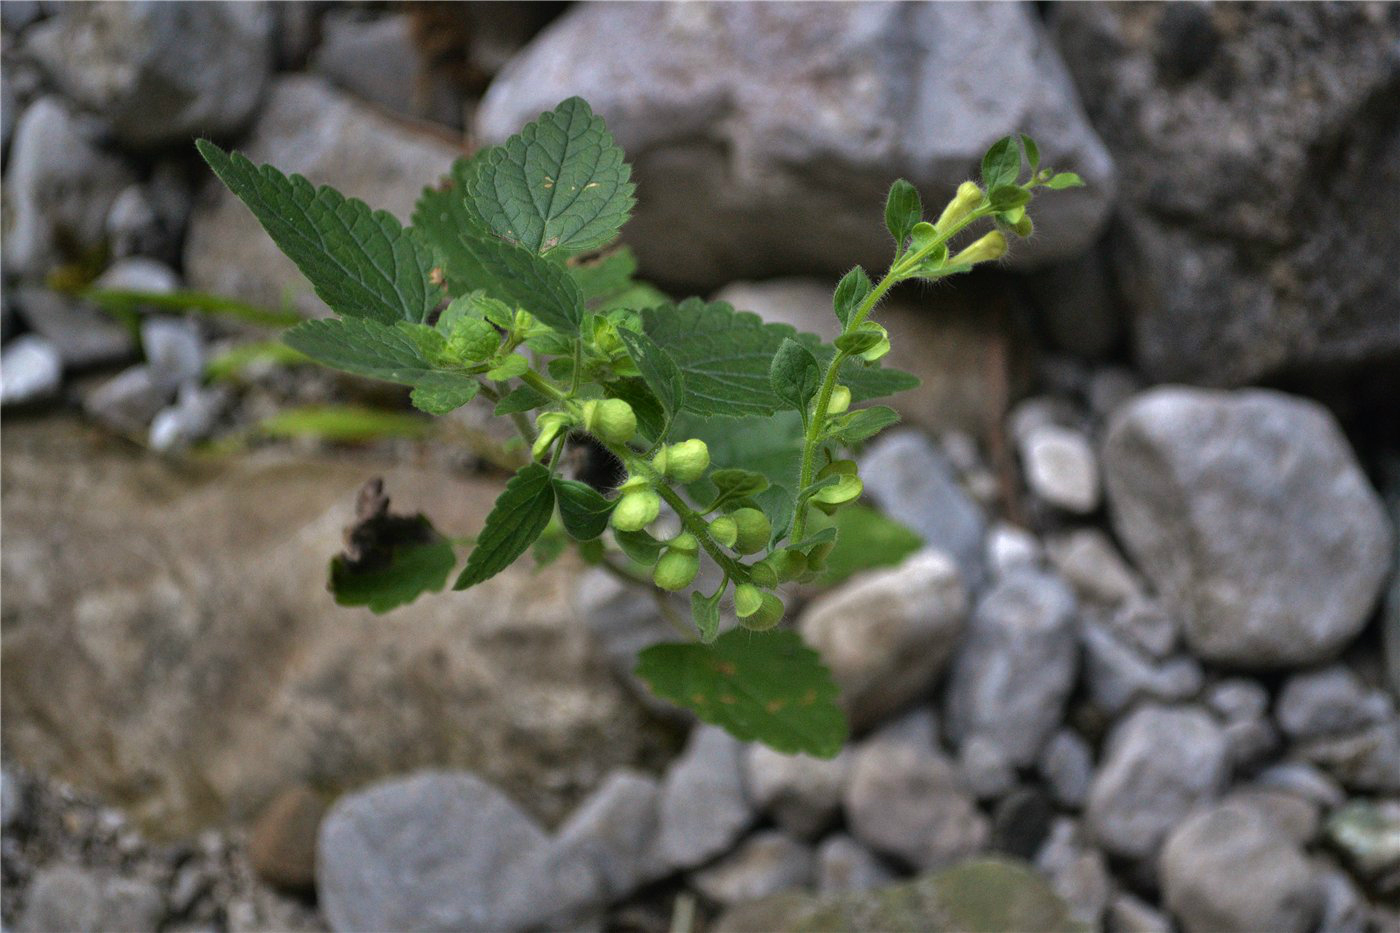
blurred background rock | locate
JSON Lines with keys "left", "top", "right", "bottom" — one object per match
{"left": 2, "top": 2, "right": 1398, "bottom": 931}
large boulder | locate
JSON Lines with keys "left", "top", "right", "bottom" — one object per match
{"left": 476, "top": 1, "right": 1114, "bottom": 289}
{"left": 1102, "top": 387, "right": 1392, "bottom": 667}
{"left": 0, "top": 417, "right": 654, "bottom": 836}
{"left": 25, "top": 1, "right": 272, "bottom": 148}
{"left": 1052, "top": 3, "right": 1400, "bottom": 384}
{"left": 184, "top": 76, "right": 464, "bottom": 319}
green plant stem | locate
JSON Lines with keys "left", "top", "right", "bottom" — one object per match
{"left": 519, "top": 369, "right": 567, "bottom": 400}
{"left": 790, "top": 205, "right": 991, "bottom": 543}
{"left": 477, "top": 382, "right": 537, "bottom": 446}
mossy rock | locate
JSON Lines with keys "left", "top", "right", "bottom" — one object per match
{"left": 715, "top": 857, "right": 1087, "bottom": 933}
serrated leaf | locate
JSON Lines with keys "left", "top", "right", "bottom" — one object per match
{"left": 711, "top": 468, "right": 772, "bottom": 499}
{"left": 413, "top": 152, "right": 492, "bottom": 279}
{"left": 989, "top": 185, "right": 1032, "bottom": 211}
{"left": 826, "top": 405, "right": 901, "bottom": 444}
{"left": 468, "top": 97, "right": 635, "bottom": 255}
{"left": 981, "top": 135, "right": 1021, "bottom": 192}
{"left": 616, "top": 327, "right": 685, "bottom": 419}
{"left": 636, "top": 629, "right": 848, "bottom": 757}
{"left": 1045, "top": 172, "right": 1085, "bottom": 190}
{"left": 485, "top": 354, "right": 529, "bottom": 381}
{"left": 614, "top": 528, "right": 664, "bottom": 566}
{"left": 455, "top": 463, "right": 555, "bottom": 590}
{"left": 824, "top": 348, "right": 920, "bottom": 403}
{"left": 690, "top": 589, "right": 722, "bottom": 644}
{"left": 1020, "top": 133, "right": 1040, "bottom": 174}
{"left": 329, "top": 489, "right": 456, "bottom": 613}
{"left": 884, "top": 179, "right": 922, "bottom": 248}
{"left": 410, "top": 374, "right": 480, "bottom": 414}
{"left": 283, "top": 317, "right": 444, "bottom": 385}
{"left": 833, "top": 267, "right": 873, "bottom": 328}
{"left": 553, "top": 478, "right": 615, "bottom": 540}
{"left": 442, "top": 233, "right": 585, "bottom": 335}
{"left": 770, "top": 338, "right": 822, "bottom": 414}
{"left": 198, "top": 140, "right": 437, "bottom": 325}
{"left": 819, "top": 504, "right": 924, "bottom": 585}
{"left": 494, "top": 385, "right": 551, "bottom": 416}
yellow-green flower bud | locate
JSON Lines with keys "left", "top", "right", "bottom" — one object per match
{"left": 949, "top": 231, "right": 1007, "bottom": 267}
{"left": 828, "top": 385, "right": 851, "bottom": 415}
{"left": 1010, "top": 215, "right": 1034, "bottom": 238}
{"left": 748, "top": 558, "right": 779, "bottom": 589}
{"left": 654, "top": 438, "right": 710, "bottom": 483}
{"left": 935, "top": 181, "right": 985, "bottom": 234}
{"left": 856, "top": 323, "right": 891, "bottom": 363}
{"left": 730, "top": 507, "right": 772, "bottom": 555}
{"left": 740, "top": 593, "right": 784, "bottom": 631}
{"left": 813, "top": 459, "right": 863, "bottom": 513}
{"left": 653, "top": 549, "right": 699, "bottom": 591}
{"left": 708, "top": 515, "right": 738, "bottom": 548}
{"left": 733, "top": 583, "right": 764, "bottom": 619}
{"left": 582, "top": 398, "right": 637, "bottom": 445}
{"left": 512, "top": 309, "right": 536, "bottom": 335}
{"left": 771, "top": 548, "right": 808, "bottom": 582}
{"left": 669, "top": 532, "right": 700, "bottom": 555}
{"left": 531, "top": 412, "right": 571, "bottom": 461}
{"left": 803, "top": 508, "right": 837, "bottom": 568}
{"left": 611, "top": 489, "right": 660, "bottom": 532}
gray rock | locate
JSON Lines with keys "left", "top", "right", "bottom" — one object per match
{"left": 317, "top": 771, "right": 599, "bottom": 932}
{"left": 1325, "top": 799, "right": 1400, "bottom": 896}
{"left": 1081, "top": 619, "right": 1203, "bottom": 715}
{"left": 956, "top": 736, "right": 1016, "bottom": 802}
{"left": 26, "top": 1, "right": 271, "bottom": 147}
{"left": 1102, "top": 388, "right": 1393, "bottom": 667}
{"left": 1160, "top": 801, "right": 1323, "bottom": 933}
{"left": 1315, "top": 862, "right": 1370, "bottom": 933}
{"left": 1277, "top": 665, "right": 1394, "bottom": 740}
{"left": 574, "top": 567, "right": 683, "bottom": 712}
{"left": 944, "top": 568, "right": 1078, "bottom": 767}
{"left": 12, "top": 287, "right": 135, "bottom": 369}
{"left": 1038, "top": 729, "right": 1094, "bottom": 810}
{"left": 1299, "top": 720, "right": 1400, "bottom": 794}
{"left": 657, "top": 726, "right": 754, "bottom": 871}
{"left": 1, "top": 1, "right": 44, "bottom": 34}
{"left": 744, "top": 744, "right": 851, "bottom": 840}
{"left": 93, "top": 257, "right": 182, "bottom": 296}
{"left": 140, "top": 318, "right": 204, "bottom": 391}
{"left": 1221, "top": 717, "right": 1282, "bottom": 772}
{"left": 105, "top": 185, "right": 161, "bottom": 260}
{"left": 1034, "top": 818, "right": 1111, "bottom": 930}
{"left": 185, "top": 76, "right": 463, "bottom": 319}
{"left": 18, "top": 865, "right": 163, "bottom": 933}
{"left": 986, "top": 522, "right": 1042, "bottom": 578}
{"left": 1224, "top": 787, "right": 1321, "bottom": 847}
{"left": 1026, "top": 246, "right": 1123, "bottom": 361}
{"left": 815, "top": 834, "right": 894, "bottom": 895}
{"left": 1, "top": 768, "right": 27, "bottom": 831}
{"left": 1106, "top": 892, "right": 1172, "bottom": 933}
{"left": 0, "top": 335, "right": 62, "bottom": 406}
{"left": 82, "top": 366, "right": 167, "bottom": 434}
{"left": 799, "top": 549, "right": 967, "bottom": 731}
{"left": 1104, "top": 597, "right": 1179, "bottom": 659}
{"left": 1020, "top": 424, "right": 1100, "bottom": 514}
{"left": 843, "top": 711, "right": 989, "bottom": 871}
{"left": 1087, "top": 367, "right": 1142, "bottom": 422}
{"left": 691, "top": 831, "right": 815, "bottom": 907}
{"left": 1255, "top": 761, "right": 1346, "bottom": 810}
{"left": 1044, "top": 529, "right": 1141, "bottom": 607}
{"left": 1086, "top": 704, "right": 1229, "bottom": 861}
{"left": 2, "top": 97, "right": 134, "bottom": 278}
{"left": 1207, "top": 678, "right": 1270, "bottom": 724}
{"left": 1053, "top": 3, "right": 1400, "bottom": 385}
{"left": 859, "top": 432, "right": 987, "bottom": 589}
{"left": 311, "top": 12, "right": 460, "bottom": 126}
{"left": 149, "top": 384, "right": 227, "bottom": 453}
{"left": 478, "top": 2, "right": 1113, "bottom": 289}
{"left": 550, "top": 769, "right": 664, "bottom": 904}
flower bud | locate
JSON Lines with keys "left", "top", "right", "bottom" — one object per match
{"left": 856, "top": 323, "right": 891, "bottom": 363}
{"left": 771, "top": 548, "right": 808, "bottom": 582}
{"left": 813, "top": 460, "right": 863, "bottom": 513}
{"left": 512, "top": 309, "right": 536, "bottom": 335}
{"left": 747, "top": 558, "right": 779, "bottom": 589}
{"left": 611, "top": 489, "right": 660, "bottom": 532}
{"left": 582, "top": 398, "right": 637, "bottom": 445}
{"left": 828, "top": 385, "right": 851, "bottom": 415}
{"left": 708, "top": 515, "right": 739, "bottom": 549}
{"left": 935, "top": 181, "right": 985, "bottom": 234}
{"left": 653, "top": 549, "right": 699, "bottom": 591}
{"left": 730, "top": 507, "right": 772, "bottom": 555}
{"left": 949, "top": 231, "right": 1007, "bottom": 267}
{"left": 740, "top": 593, "right": 784, "bottom": 631}
{"left": 669, "top": 531, "right": 700, "bottom": 555}
{"left": 654, "top": 438, "right": 710, "bottom": 483}
{"left": 531, "top": 412, "right": 571, "bottom": 461}
{"left": 733, "top": 583, "right": 764, "bottom": 619}
{"left": 1010, "top": 214, "right": 1034, "bottom": 238}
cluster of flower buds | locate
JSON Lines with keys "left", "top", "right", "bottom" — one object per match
{"left": 653, "top": 532, "right": 699, "bottom": 591}
{"left": 611, "top": 475, "right": 661, "bottom": 532}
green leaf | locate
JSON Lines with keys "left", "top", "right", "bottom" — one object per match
{"left": 825, "top": 405, "right": 901, "bottom": 445}
{"left": 690, "top": 589, "right": 722, "bottom": 644}
{"left": 989, "top": 185, "right": 1032, "bottom": 211}
{"left": 455, "top": 463, "right": 556, "bottom": 590}
{"left": 820, "top": 505, "right": 924, "bottom": 585}
{"left": 255, "top": 405, "right": 432, "bottom": 443}
{"left": 834, "top": 324, "right": 886, "bottom": 357}
{"left": 616, "top": 327, "right": 685, "bottom": 420}
{"left": 980, "top": 135, "right": 1021, "bottom": 192}
{"left": 197, "top": 140, "right": 437, "bottom": 325}
{"left": 283, "top": 317, "right": 471, "bottom": 392}
{"left": 570, "top": 248, "right": 639, "bottom": 301}
{"left": 1020, "top": 133, "right": 1041, "bottom": 174}
{"left": 636, "top": 629, "right": 848, "bottom": 757}
{"left": 468, "top": 97, "right": 635, "bottom": 255}
{"left": 614, "top": 528, "right": 664, "bottom": 566}
{"left": 410, "top": 374, "right": 480, "bottom": 415}
{"left": 1044, "top": 172, "right": 1085, "bottom": 190}
{"left": 825, "top": 348, "right": 920, "bottom": 404}
{"left": 673, "top": 410, "right": 804, "bottom": 508}
{"left": 553, "top": 478, "right": 615, "bottom": 540}
{"left": 494, "top": 385, "right": 551, "bottom": 416}
{"left": 330, "top": 513, "right": 456, "bottom": 614}
{"left": 833, "top": 267, "right": 873, "bottom": 329}
{"left": 413, "top": 152, "right": 491, "bottom": 278}
{"left": 769, "top": 338, "right": 822, "bottom": 414}
{"left": 753, "top": 484, "right": 795, "bottom": 547}
{"left": 884, "top": 179, "right": 922, "bottom": 247}
{"left": 485, "top": 354, "right": 529, "bottom": 381}
{"left": 442, "top": 233, "right": 585, "bottom": 335}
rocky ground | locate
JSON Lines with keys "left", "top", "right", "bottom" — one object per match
{"left": 3, "top": 2, "right": 1400, "bottom": 932}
